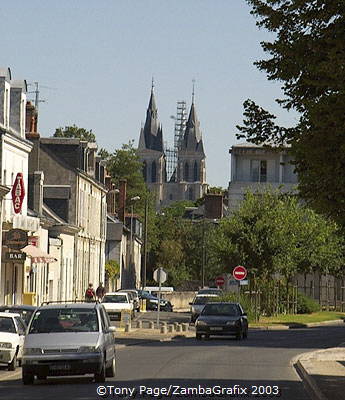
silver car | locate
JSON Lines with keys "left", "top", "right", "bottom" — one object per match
{"left": 190, "top": 294, "right": 219, "bottom": 323}
{"left": 22, "top": 302, "right": 116, "bottom": 385}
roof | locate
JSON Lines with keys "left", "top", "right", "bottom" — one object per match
{"left": 181, "top": 102, "right": 205, "bottom": 155}
{"left": 231, "top": 142, "right": 291, "bottom": 150}
{"left": 37, "top": 303, "right": 99, "bottom": 310}
{"left": 0, "top": 305, "right": 36, "bottom": 311}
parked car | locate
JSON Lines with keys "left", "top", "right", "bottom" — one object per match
{"left": 139, "top": 291, "right": 173, "bottom": 312}
{"left": 0, "top": 305, "right": 36, "bottom": 326}
{"left": 189, "top": 294, "right": 219, "bottom": 323}
{"left": 102, "top": 292, "right": 134, "bottom": 320}
{"left": 21, "top": 302, "right": 116, "bottom": 384}
{"left": 197, "top": 288, "right": 223, "bottom": 296}
{"left": 117, "top": 289, "right": 140, "bottom": 312}
{"left": 0, "top": 312, "right": 27, "bottom": 371}
{"left": 195, "top": 302, "right": 248, "bottom": 340}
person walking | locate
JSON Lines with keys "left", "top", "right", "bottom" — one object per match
{"left": 96, "top": 282, "right": 106, "bottom": 301}
{"left": 85, "top": 283, "right": 96, "bottom": 302}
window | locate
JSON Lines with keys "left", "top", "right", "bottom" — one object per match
{"left": 184, "top": 163, "right": 189, "bottom": 181}
{"left": 193, "top": 161, "right": 198, "bottom": 181}
{"left": 151, "top": 161, "right": 156, "bottom": 183}
{"left": 142, "top": 161, "right": 147, "bottom": 181}
{"left": 250, "top": 160, "right": 267, "bottom": 182}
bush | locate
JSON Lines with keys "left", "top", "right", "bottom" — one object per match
{"left": 297, "top": 293, "right": 320, "bottom": 314}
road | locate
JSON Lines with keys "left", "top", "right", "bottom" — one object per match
{"left": 0, "top": 319, "right": 344, "bottom": 400}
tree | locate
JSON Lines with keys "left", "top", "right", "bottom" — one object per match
{"left": 238, "top": 1, "right": 345, "bottom": 225}
{"left": 54, "top": 124, "right": 96, "bottom": 142}
{"left": 210, "top": 190, "right": 344, "bottom": 281}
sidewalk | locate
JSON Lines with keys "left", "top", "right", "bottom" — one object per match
{"left": 295, "top": 345, "right": 345, "bottom": 400}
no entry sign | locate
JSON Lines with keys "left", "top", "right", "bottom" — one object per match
{"left": 233, "top": 265, "right": 247, "bottom": 281}
{"left": 215, "top": 276, "right": 225, "bottom": 286}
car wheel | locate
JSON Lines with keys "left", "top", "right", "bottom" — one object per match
{"left": 106, "top": 357, "right": 116, "bottom": 378}
{"left": 196, "top": 333, "right": 202, "bottom": 340}
{"left": 22, "top": 369, "right": 34, "bottom": 385}
{"left": 94, "top": 359, "right": 106, "bottom": 383}
{"left": 8, "top": 353, "right": 17, "bottom": 371}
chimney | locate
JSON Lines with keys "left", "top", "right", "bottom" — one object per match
{"left": 33, "top": 171, "right": 44, "bottom": 215}
{"left": 25, "top": 101, "right": 39, "bottom": 138}
{"left": 10, "top": 80, "right": 27, "bottom": 137}
{"left": 204, "top": 194, "right": 223, "bottom": 219}
{"left": 118, "top": 179, "right": 127, "bottom": 223}
{"left": 0, "top": 67, "right": 11, "bottom": 129}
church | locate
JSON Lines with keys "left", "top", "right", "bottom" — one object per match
{"left": 138, "top": 85, "right": 208, "bottom": 209}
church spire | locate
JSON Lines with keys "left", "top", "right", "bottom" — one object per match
{"left": 138, "top": 81, "right": 163, "bottom": 152}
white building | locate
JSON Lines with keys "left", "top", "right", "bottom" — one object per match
{"left": 228, "top": 143, "right": 298, "bottom": 212}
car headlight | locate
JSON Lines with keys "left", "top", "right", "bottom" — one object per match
{"left": 78, "top": 346, "right": 101, "bottom": 353}
{"left": 0, "top": 342, "right": 13, "bottom": 349}
{"left": 23, "top": 348, "right": 43, "bottom": 355}
{"left": 226, "top": 321, "right": 236, "bottom": 326}
{"left": 196, "top": 320, "right": 207, "bottom": 326}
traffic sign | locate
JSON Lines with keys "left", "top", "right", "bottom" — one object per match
{"left": 153, "top": 268, "right": 167, "bottom": 284}
{"left": 215, "top": 276, "right": 225, "bottom": 286}
{"left": 233, "top": 265, "right": 247, "bottom": 281}
{"left": 11, "top": 173, "right": 25, "bottom": 214}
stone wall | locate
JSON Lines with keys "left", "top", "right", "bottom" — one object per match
{"left": 163, "top": 291, "right": 196, "bottom": 310}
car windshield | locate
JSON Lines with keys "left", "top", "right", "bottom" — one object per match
{"left": 103, "top": 295, "right": 128, "bottom": 303}
{"left": 198, "top": 289, "right": 222, "bottom": 295}
{"left": 0, "top": 317, "right": 16, "bottom": 333}
{"left": 29, "top": 308, "right": 99, "bottom": 333}
{"left": 202, "top": 304, "right": 239, "bottom": 316}
{"left": 193, "top": 296, "right": 215, "bottom": 305}
{"left": 0, "top": 308, "right": 33, "bottom": 325}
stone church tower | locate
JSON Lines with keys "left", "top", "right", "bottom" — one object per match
{"left": 138, "top": 84, "right": 207, "bottom": 208}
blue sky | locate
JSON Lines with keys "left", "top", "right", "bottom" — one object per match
{"left": 2, "top": 1, "right": 298, "bottom": 187}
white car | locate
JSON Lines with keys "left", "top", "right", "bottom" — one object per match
{"left": 0, "top": 312, "right": 26, "bottom": 371}
{"left": 102, "top": 293, "right": 134, "bottom": 320}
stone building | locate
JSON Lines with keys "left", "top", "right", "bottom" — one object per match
{"left": 138, "top": 86, "right": 208, "bottom": 208}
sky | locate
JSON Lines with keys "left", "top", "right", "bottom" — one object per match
{"left": 2, "top": 1, "right": 298, "bottom": 188}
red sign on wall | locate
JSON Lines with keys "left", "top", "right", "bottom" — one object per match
{"left": 11, "top": 173, "right": 25, "bottom": 214}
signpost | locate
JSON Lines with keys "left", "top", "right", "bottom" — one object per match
{"left": 11, "top": 173, "right": 25, "bottom": 214}
{"left": 233, "top": 265, "right": 248, "bottom": 302}
{"left": 153, "top": 267, "right": 167, "bottom": 328}
{"left": 215, "top": 276, "right": 225, "bottom": 287}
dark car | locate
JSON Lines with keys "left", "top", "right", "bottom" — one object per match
{"left": 195, "top": 302, "right": 248, "bottom": 340}
{"left": 0, "top": 305, "right": 36, "bottom": 326}
{"left": 138, "top": 291, "right": 173, "bottom": 312}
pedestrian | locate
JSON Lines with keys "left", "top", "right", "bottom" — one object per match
{"left": 85, "top": 283, "right": 96, "bottom": 302}
{"left": 96, "top": 282, "right": 106, "bottom": 301}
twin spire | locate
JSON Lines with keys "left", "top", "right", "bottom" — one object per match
{"left": 139, "top": 79, "right": 204, "bottom": 155}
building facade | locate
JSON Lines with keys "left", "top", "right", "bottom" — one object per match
{"left": 227, "top": 143, "right": 298, "bottom": 212}
{"left": 138, "top": 86, "right": 208, "bottom": 208}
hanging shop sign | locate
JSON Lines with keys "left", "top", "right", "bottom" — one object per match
{"left": 11, "top": 172, "right": 25, "bottom": 214}
{"left": 4, "top": 229, "right": 28, "bottom": 250}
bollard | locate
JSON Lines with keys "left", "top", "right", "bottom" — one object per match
{"left": 148, "top": 321, "right": 155, "bottom": 329}
{"left": 125, "top": 323, "right": 131, "bottom": 333}
{"left": 168, "top": 324, "right": 174, "bottom": 333}
{"left": 181, "top": 323, "right": 189, "bottom": 332}
{"left": 176, "top": 324, "right": 182, "bottom": 333}
{"left": 160, "top": 324, "right": 167, "bottom": 334}
{"left": 136, "top": 320, "right": 142, "bottom": 329}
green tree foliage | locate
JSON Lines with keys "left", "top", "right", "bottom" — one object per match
{"left": 238, "top": 1, "right": 345, "bottom": 225}
{"left": 210, "top": 190, "right": 344, "bottom": 281}
{"left": 54, "top": 124, "right": 96, "bottom": 142}
{"left": 105, "top": 259, "right": 120, "bottom": 279}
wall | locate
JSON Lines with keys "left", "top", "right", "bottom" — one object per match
{"left": 163, "top": 291, "right": 196, "bottom": 311}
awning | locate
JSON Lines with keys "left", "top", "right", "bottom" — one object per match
{"left": 21, "top": 245, "right": 57, "bottom": 264}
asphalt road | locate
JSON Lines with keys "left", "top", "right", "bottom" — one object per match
{"left": 0, "top": 321, "right": 344, "bottom": 400}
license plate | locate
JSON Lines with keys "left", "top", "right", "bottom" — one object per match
{"left": 50, "top": 364, "right": 71, "bottom": 371}
{"left": 210, "top": 327, "right": 223, "bottom": 331}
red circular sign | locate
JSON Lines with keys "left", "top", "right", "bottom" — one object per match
{"left": 233, "top": 265, "right": 247, "bottom": 281}
{"left": 215, "top": 276, "right": 225, "bottom": 286}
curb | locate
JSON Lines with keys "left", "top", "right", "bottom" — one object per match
{"left": 250, "top": 319, "right": 344, "bottom": 330}
{"left": 0, "top": 369, "right": 21, "bottom": 382}
{"left": 294, "top": 360, "right": 327, "bottom": 400}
